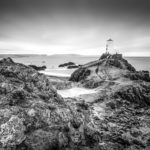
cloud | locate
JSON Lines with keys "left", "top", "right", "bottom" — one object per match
{"left": 0, "top": 0, "right": 150, "bottom": 56}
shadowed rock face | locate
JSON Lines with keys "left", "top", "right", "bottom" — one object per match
{"left": 58, "top": 62, "right": 75, "bottom": 67}
{"left": 125, "top": 71, "right": 150, "bottom": 82}
{"left": 69, "top": 68, "right": 91, "bottom": 82}
{"left": 0, "top": 57, "right": 101, "bottom": 150}
{"left": 114, "top": 83, "right": 150, "bottom": 106}
{"left": 100, "top": 53, "right": 136, "bottom": 72}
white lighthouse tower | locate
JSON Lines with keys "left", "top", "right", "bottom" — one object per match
{"left": 106, "top": 38, "right": 114, "bottom": 54}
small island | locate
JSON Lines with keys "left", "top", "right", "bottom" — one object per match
{"left": 58, "top": 61, "right": 81, "bottom": 69}
{"left": 29, "top": 64, "right": 46, "bottom": 71}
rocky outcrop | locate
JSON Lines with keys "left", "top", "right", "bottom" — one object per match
{"left": 100, "top": 53, "right": 136, "bottom": 72}
{"left": 125, "top": 70, "right": 150, "bottom": 82}
{"left": 0, "top": 57, "right": 102, "bottom": 150}
{"left": 114, "top": 83, "right": 150, "bottom": 106}
{"left": 95, "top": 98, "right": 150, "bottom": 150}
{"left": 69, "top": 67, "right": 91, "bottom": 82}
{"left": 0, "top": 57, "right": 14, "bottom": 64}
{"left": 59, "top": 62, "right": 81, "bottom": 69}
{"left": 58, "top": 62, "right": 75, "bottom": 67}
{"left": 29, "top": 65, "right": 46, "bottom": 71}
{"left": 69, "top": 53, "right": 137, "bottom": 83}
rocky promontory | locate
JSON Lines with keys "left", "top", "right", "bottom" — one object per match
{"left": 69, "top": 53, "right": 150, "bottom": 87}
{"left": 70, "top": 53, "right": 136, "bottom": 83}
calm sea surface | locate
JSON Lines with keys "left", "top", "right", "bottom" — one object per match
{"left": 0, "top": 55, "right": 150, "bottom": 76}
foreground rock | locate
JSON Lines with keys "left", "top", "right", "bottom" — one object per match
{"left": 0, "top": 57, "right": 101, "bottom": 150}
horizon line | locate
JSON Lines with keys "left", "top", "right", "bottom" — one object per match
{"left": 0, "top": 53, "right": 150, "bottom": 57}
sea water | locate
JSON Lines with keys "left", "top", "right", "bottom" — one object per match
{"left": 1, "top": 55, "right": 150, "bottom": 77}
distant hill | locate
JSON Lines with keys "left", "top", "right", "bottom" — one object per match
{"left": 48, "top": 54, "right": 99, "bottom": 57}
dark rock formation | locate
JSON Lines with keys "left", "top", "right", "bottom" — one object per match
{"left": 0, "top": 57, "right": 14, "bottom": 64}
{"left": 99, "top": 53, "right": 136, "bottom": 72}
{"left": 59, "top": 62, "right": 81, "bottom": 69}
{"left": 58, "top": 62, "right": 75, "bottom": 67}
{"left": 125, "top": 70, "right": 150, "bottom": 82}
{"left": 114, "top": 83, "right": 150, "bottom": 106}
{"left": 29, "top": 65, "right": 46, "bottom": 71}
{"left": 69, "top": 67, "right": 91, "bottom": 82}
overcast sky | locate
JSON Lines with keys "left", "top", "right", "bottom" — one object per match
{"left": 0, "top": 0, "right": 150, "bottom": 56}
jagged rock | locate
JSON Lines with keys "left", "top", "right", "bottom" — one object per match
{"left": 114, "top": 84, "right": 150, "bottom": 106}
{"left": 0, "top": 57, "right": 101, "bottom": 150}
{"left": 0, "top": 57, "right": 14, "bottom": 64}
{"left": 125, "top": 70, "right": 150, "bottom": 82}
{"left": 69, "top": 67, "right": 91, "bottom": 82}
{"left": 0, "top": 58, "right": 67, "bottom": 149}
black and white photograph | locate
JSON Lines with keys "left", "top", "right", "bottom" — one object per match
{"left": 0, "top": 0, "right": 150, "bottom": 149}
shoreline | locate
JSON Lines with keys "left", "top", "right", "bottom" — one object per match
{"left": 39, "top": 70, "right": 71, "bottom": 77}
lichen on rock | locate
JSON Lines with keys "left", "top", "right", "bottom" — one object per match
{"left": 0, "top": 115, "right": 26, "bottom": 147}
